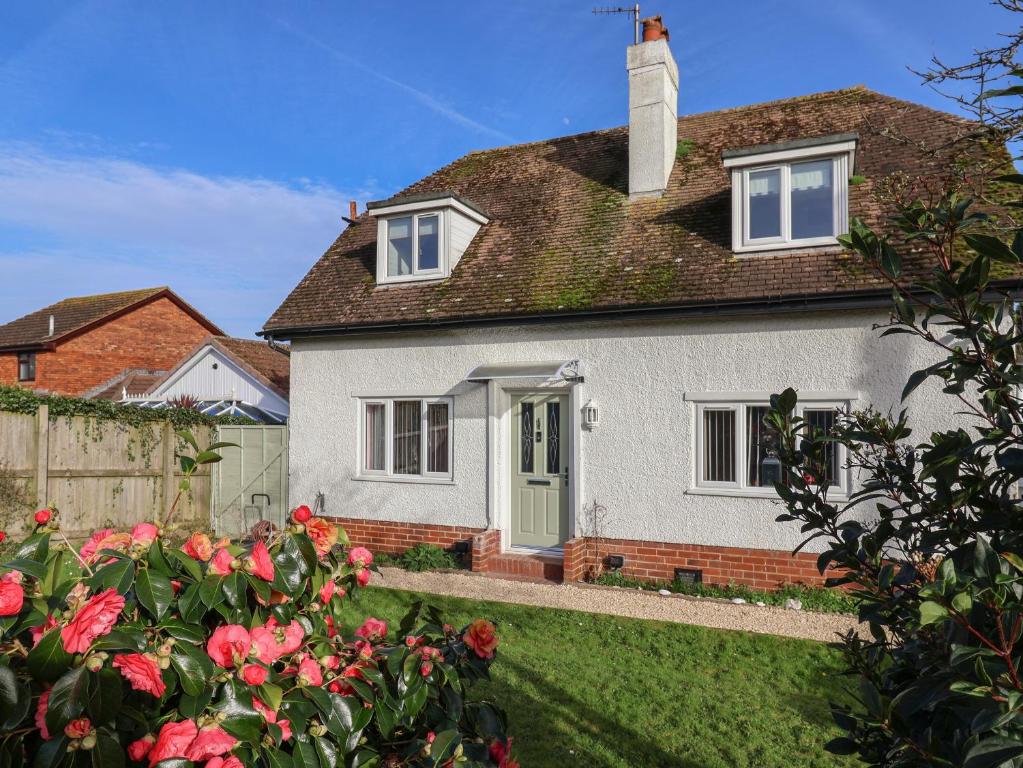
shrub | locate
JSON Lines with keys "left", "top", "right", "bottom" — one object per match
{"left": 393, "top": 544, "right": 464, "bottom": 573}
{"left": 0, "top": 433, "right": 515, "bottom": 767}
{"left": 766, "top": 186, "right": 1023, "bottom": 761}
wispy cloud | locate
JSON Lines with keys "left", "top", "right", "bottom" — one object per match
{"left": 0, "top": 143, "right": 369, "bottom": 336}
{"left": 267, "top": 16, "right": 513, "bottom": 143}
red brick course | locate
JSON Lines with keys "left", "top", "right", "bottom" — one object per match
{"left": 564, "top": 536, "right": 828, "bottom": 590}
{"left": 327, "top": 516, "right": 491, "bottom": 571}
{"left": 0, "top": 297, "right": 215, "bottom": 396}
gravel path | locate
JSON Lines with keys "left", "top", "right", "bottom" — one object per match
{"left": 375, "top": 567, "right": 862, "bottom": 643}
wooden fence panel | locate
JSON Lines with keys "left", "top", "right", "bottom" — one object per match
{"left": 0, "top": 409, "right": 214, "bottom": 538}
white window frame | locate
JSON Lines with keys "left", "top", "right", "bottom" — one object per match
{"left": 725, "top": 140, "right": 854, "bottom": 253}
{"left": 687, "top": 391, "right": 856, "bottom": 499}
{"left": 356, "top": 396, "right": 454, "bottom": 483}
{"left": 378, "top": 211, "right": 446, "bottom": 283}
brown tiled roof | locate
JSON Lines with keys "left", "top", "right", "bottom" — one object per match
{"left": 0, "top": 287, "right": 223, "bottom": 351}
{"left": 263, "top": 87, "right": 1005, "bottom": 336}
{"left": 85, "top": 369, "right": 168, "bottom": 401}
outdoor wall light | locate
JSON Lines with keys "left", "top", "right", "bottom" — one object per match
{"left": 582, "top": 400, "right": 600, "bottom": 430}
{"left": 606, "top": 554, "right": 625, "bottom": 569}
{"left": 674, "top": 567, "right": 703, "bottom": 585}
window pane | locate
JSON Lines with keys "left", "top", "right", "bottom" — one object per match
{"left": 546, "top": 402, "right": 561, "bottom": 475}
{"left": 702, "top": 409, "right": 736, "bottom": 482}
{"left": 426, "top": 402, "right": 449, "bottom": 474}
{"left": 387, "top": 216, "right": 413, "bottom": 276}
{"left": 417, "top": 215, "right": 439, "bottom": 271}
{"left": 393, "top": 400, "right": 422, "bottom": 474}
{"left": 804, "top": 409, "right": 839, "bottom": 485}
{"left": 790, "top": 159, "right": 833, "bottom": 239}
{"left": 18, "top": 353, "right": 35, "bottom": 381}
{"left": 364, "top": 403, "right": 385, "bottom": 471}
{"left": 748, "top": 168, "right": 781, "bottom": 239}
{"left": 746, "top": 406, "right": 782, "bottom": 487}
{"left": 520, "top": 402, "right": 534, "bottom": 474}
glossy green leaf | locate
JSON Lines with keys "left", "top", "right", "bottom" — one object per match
{"left": 91, "top": 734, "right": 125, "bottom": 768}
{"left": 28, "top": 629, "right": 74, "bottom": 683}
{"left": 45, "top": 667, "right": 87, "bottom": 733}
{"left": 136, "top": 568, "right": 174, "bottom": 621}
{"left": 86, "top": 668, "right": 122, "bottom": 725}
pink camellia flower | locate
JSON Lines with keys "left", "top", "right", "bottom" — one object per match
{"left": 127, "top": 734, "right": 155, "bottom": 761}
{"left": 324, "top": 616, "right": 338, "bottom": 638}
{"left": 61, "top": 588, "right": 125, "bottom": 654}
{"left": 30, "top": 614, "right": 57, "bottom": 646}
{"left": 347, "top": 546, "right": 373, "bottom": 568}
{"left": 209, "top": 549, "right": 235, "bottom": 576}
{"left": 355, "top": 618, "right": 387, "bottom": 642}
{"left": 319, "top": 580, "right": 336, "bottom": 604}
{"left": 490, "top": 737, "right": 519, "bottom": 768}
{"left": 420, "top": 661, "right": 433, "bottom": 677}
{"left": 148, "top": 719, "right": 198, "bottom": 766}
{"left": 464, "top": 619, "right": 499, "bottom": 660}
{"left": 247, "top": 541, "right": 274, "bottom": 581}
{"left": 34, "top": 508, "right": 52, "bottom": 525}
{"left": 0, "top": 531, "right": 5, "bottom": 544}
{"left": 35, "top": 689, "right": 51, "bottom": 740}
{"left": 0, "top": 575, "right": 24, "bottom": 616}
{"left": 291, "top": 505, "right": 312, "bottom": 523}
{"left": 113, "top": 653, "right": 166, "bottom": 697}
{"left": 297, "top": 657, "right": 323, "bottom": 686}
{"left": 206, "top": 625, "right": 251, "bottom": 668}
{"left": 182, "top": 532, "right": 214, "bottom": 562}
{"left": 79, "top": 528, "right": 114, "bottom": 563}
{"left": 253, "top": 698, "right": 292, "bottom": 742}
{"left": 183, "top": 725, "right": 237, "bottom": 762}
{"left": 265, "top": 617, "right": 305, "bottom": 654}
{"left": 241, "top": 664, "right": 268, "bottom": 686}
{"left": 64, "top": 717, "right": 92, "bottom": 739}
{"left": 354, "top": 640, "right": 374, "bottom": 660}
{"left": 320, "top": 654, "right": 340, "bottom": 671}
{"left": 205, "top": 758, "right": 244, "bottom": 768}
{"left": 305, "top": 517, "right": 339, "bottom": 557}
{"left": 249, "top": 626, "right": 281, "bottom": 664}
{"left": 130, "top": 522, "right": 159, "bottom": 546}
{"left": 356, "top": 568, "right": 371, "bottom": 587}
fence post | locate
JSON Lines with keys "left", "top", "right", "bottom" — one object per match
{"left": 35, "top": 403, "right": 49, "bottom": 508}
{"left": 162, "top": 421, "right": 176, "bottom": 521}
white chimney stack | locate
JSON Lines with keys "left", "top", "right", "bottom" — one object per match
{"left": 627, "top": 16, "right": 678, "bottom": 199}
{"left": 47, "top": 314, "right": 54, "bottom": 336}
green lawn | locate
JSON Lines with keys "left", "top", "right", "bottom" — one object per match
{"left": 353, "top": 587, "right": 857, "bottom": 768}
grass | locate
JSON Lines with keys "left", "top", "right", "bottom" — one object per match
{"left": 353, "top": 587, "right": 857, "bottom": 768}
{"left": 593, "top": 571, "right": 860, "bottom": 615}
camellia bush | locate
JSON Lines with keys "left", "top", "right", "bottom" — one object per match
{"left": 0, "top": 432, "right": 515, "bottom": 768}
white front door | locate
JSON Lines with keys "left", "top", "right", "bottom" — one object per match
{"left": 510, "top": 393, "right": 569, "bottom": 548}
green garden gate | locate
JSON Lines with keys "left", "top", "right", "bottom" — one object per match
{"left": 211, "top": 425, "right": 289, "bottom": 537}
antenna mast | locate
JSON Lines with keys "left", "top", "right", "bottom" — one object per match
{"left": 592, "top": 3, "right": 641, "bottom": 45}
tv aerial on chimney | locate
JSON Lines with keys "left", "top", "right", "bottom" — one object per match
{"left": 592, "top": 3, "right": 641, "bottom": 45}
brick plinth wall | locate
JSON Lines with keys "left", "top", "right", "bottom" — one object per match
{"left": 328, "top": 517, "right": 498, "bottom": 572}
{"left": 563, "top": 536, "right": 828, "bottom": 590}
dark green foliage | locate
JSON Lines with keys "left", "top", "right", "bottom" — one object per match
{"left": 593, "top": 571, "right": 860, "bottom": 614}
{"left": 385, "top": 543, "right": 465, "bottom": 573}
{"left": 766, "top": 171, "right": 1023, "bottom": 763}
{"left": 0, "top": 384, "right": 255, "bottom": 428}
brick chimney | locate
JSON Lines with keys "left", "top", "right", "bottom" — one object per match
{"left": 627, "top": 15, "right": 678, "bottom": 199}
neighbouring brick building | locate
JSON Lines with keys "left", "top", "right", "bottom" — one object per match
{"left": 0, "top": 287, "right": 223, "bottom": 397}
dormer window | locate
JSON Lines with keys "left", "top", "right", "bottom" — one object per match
{"left": 368, "top": 192, "right": 489, "bottom": 286}
{"left": 723, "top": 133, "right": 856, "bottom": 253}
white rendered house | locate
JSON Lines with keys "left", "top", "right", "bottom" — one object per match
{"left": 262, "top": 19, "right": 1004, "bottom": 585}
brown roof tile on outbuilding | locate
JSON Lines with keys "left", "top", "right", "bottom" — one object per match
{"left": 262, "top": 87, "right": 1009, "bottom": 337}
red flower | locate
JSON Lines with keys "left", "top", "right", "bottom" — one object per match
{"left": 127, "top": 734, "right": 155, "bottom": 761}
{"left": 464, "top": 619, "right": 499, "bottom": 660}
{"left": 183, "top": 725, "right": 237, "bottom": 761}
{"left": 347, "top": 546, "right": 373, "bottom": 567}
{"left": 354, "top": 617, "right": 387, "bottom": 642}
{"left": 34, "top": 508, "right": 52, "bottom": 525}
{"left": 354, "top": 640, "right": 374, "bottom": 660}
{"left": 64, "top": 717, "right": 92, "bottom": 739}
{"left": 320, "top": 654, "right": 340, "bottom": 670}
{"left": 130, "top": 523, "right": 159, "bottom": 546}
{"left": 297, "top": 657, "right": 323, "bottom": 686}
{"left": 305, "top": 517, "right": 338, "bottom": 557}
{"left": 182, "top": 532, "right": 213, "bottom": 562}
{"left": 324, "top": 615, "right": 338, "bottom": 638}
{"left": 35, "top": 689, "right": 50, "bottom": 740}
{"left": 266, "top": 617, "right": 305, "bottom": 654}
{"left": 319, "top": 580, "right": 337, "bottom": 604}
{"left": 0, "top": 531, "right": 6, "bottom": 544}
{"left": 0, "top": 577, "right": 24, "bottom": 616}
{"left": 113, "top": 653, "right": 166, "bottom": 697}
{"left": 206, "top": 625, "right": 251, "bottom": 668}
{"left": 489, "top": 737, "right": 518, "bottom": 768}
{"left": 205, "top": 758, "right": 244, "bottom": 768}
{"left": 253, "top": 698, "right": 292, "bottom": 742}
{"left": 241, "top": 663, "right": 268, "bottom": 685}
{"left": 61, "top": 588, "right": 125, "bottom": 654}
{"left": 249, "top": 626, "right": 281, "bottom": 664}
{"left": 209, "top": 548, "right": 235, "bottom": 576}
{"left": 149, "top": 719, "right": 198, "bottom": 766}
{"left": 356, "top": 568, "right": 371, "bottom": 587}
{"left": 29, "top": 614, "right": 57, "bottom": 646}
{"left": 291, "top": 505, "right": 312, "bottom": 523}
{"left": 247, "top": 541, "right": 274, "bottom": 581}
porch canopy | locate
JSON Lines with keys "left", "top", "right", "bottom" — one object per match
{"left": 464, "top": 359, "right": 583, "bottom": 383}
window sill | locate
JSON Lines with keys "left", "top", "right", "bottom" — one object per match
{"left": 354, "top": 474, "right": 456, "bottom": 486}
{"left": 733, "top": 238, "right": 840, "bottom": 255}
{"left": 685, "top": 485, "right": 848, "bottom": 502}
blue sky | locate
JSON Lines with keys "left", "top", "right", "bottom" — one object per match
{"left": 0, "top": 0, "right": 1011, "bottom": 336}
